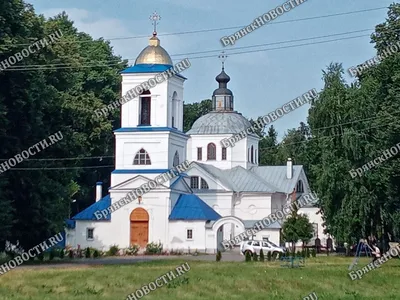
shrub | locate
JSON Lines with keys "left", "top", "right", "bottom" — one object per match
{"left": 85, "top": 247, "right": 91, "bottom": 258}
{"left": 267, "top": 251, "right": 272, "bottom": 261}
{"left": 272, "top": 251, "right": 277, "bottom": 260}
{"left": 68, "top": 250, "right": 73, "bottom": 259}
{"left": 296, "top": 251, "right": 302, "bottom": 257}
{"left": 311, "top": 248, "right": 316, "bottom": 257}
{"left": 49, "top": 248, "right": 57, "bottom": 261}
{"left": 245, "top": 251, "right": 252, "bottom": 262}
{"left": 306, "top": 248, "right": 310, "bottom": 258}
{"left": 93, "top": 250, "right": 100, "bottom": 258}
{"left": 252, "top": 252, "right": 258, "bottom": 261}
{"left": 107, "top": 245, "right": 119, "bottom": 256}
{"left": 216, "top": 250, "right": 221, "bottom": 262}
{"left": 259, "top": 249, "right": 265, "bottom": 262}
{"left": 145, "top": 242, "right": 163, "bottom": 255}
{"left": 59, "top": 249, "right": 65, "bottom": 259}
{"left": 37, "top": 253, "right": 44, "bottom": 261}
{"left": 126, "top": 244, "right": 140, "bottom": 255}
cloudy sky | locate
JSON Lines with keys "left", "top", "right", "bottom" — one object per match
{"left": 29, "top": 0, "right": 393, "bottom": 139}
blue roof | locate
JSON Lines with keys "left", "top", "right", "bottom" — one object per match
{"left": 65, "top": 219, "right": 76, "bottom": 229}
{"left": 121, "top": 64, "right": 187, "bottom": 79}
{"left": 72, "top": 195, "right": 111, "bottom": 221}
{"left": 169, "top": 194, "right": 221, "bottom": 221}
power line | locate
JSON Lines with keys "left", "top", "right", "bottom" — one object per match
{"left": 2, "top": 33, "right": 372, "bottom": 71}
{"left": 8, "top": 165, "right": 114, "bottom": 170}
{"left": 5, "top": 28, "right": 376, "bottom": 69}
{"left": 3, "top": 6, "right": 388, "bottom": 48}
{"left": 259, "top": 121, "right": 396, "bottom": 151}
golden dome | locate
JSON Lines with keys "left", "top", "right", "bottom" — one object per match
{"left": 135, "top": 35, "right": 173, "bottom": 65}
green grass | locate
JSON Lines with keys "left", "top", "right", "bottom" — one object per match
{"left": 0, "top": 256, "right": 399, "bottom": 299}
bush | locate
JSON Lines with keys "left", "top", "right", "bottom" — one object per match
{"left": 272, "top": 251, "right": 278, "bottom": 260}
{"left": 296, "top": 251, "right": 302, "bottom": 257}
{"left": 216, "top": 250, "right": 221, "bottom": 262}
{"left": 267, "top": 251, "right": 272, "bottom": 261}
{"left": 311, "top": 248, "right": 316, "bottom": 257}
{"left": 259, "top": 249, "right": 265, "bottom": 262}
{"left": 126, "top": 244, "right": 140, "bottom": 255}
{"left": 49, "top": 248, "right": 57, "bottom": 261}
{"left": 93, "top": 250, "right": 100, "bottom": 258}
{"left": 245, "top": 251, "right": 252, "bottom": 262}
{"left": 145, "top": 242, "right": 163, "bottom": 255}
{"left": 252, "top": 252, "right": 258, "bottom": 261}
{"left": 107, "top": 245, "right": 119, "bottom": 256}
{"left": 37, "top": 253, "right": 44, "bottom": 261}
{"left": 59, "top": 249, "right": 65, "bottom": 259}
{"left": 306, "top": 248, "right": 310, "bottom": 258}
{"left": 85, "top": 247, "right": 91, "bottom": 258}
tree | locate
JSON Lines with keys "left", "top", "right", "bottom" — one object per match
{"left": 183, "top": 99, "right": 212, "bottom": 132}
{"left": 282, "top": 214, "right": 313, "bottom": 253}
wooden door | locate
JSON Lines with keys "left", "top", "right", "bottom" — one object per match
{"left": 130, "top": 208, "right": 149, "bottom": 248}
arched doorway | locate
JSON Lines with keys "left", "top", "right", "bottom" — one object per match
{"left": 130, "top": 208, "right": 149, "bottom": 248}
{"left": 212, "top": 216, "right": 246, "bottom": 252}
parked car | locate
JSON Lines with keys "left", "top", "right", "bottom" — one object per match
{"left": 240, "top": 240, "right": 285, "bottom": 256}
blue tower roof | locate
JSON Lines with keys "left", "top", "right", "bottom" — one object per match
{"left": 169, "top": 194, "right": 221, "bottom": 221}
{"left": 72, "top": 195, "right": 111, "bottom": 221}
{"left": 121, "top": 64, "right": 187, "bottom": 79}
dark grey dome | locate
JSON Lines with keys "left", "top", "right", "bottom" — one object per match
{"left": 186, "top": 112, "right": 255, "bottom": 135}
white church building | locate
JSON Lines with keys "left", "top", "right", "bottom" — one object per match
{"left": 67, "top": 29, "right": 329, "bottom": 253}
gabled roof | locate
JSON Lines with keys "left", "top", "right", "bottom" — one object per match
{"left": 250, "top": 166, "right": 303, "bottom": 194}
{"left": 191, "top": 162, "right": 277, "bottom": 193}
{"left": 169, "top": 194, "right": 221, "bottom": 221}
{"left": 72, "top": 195, "right": 111, "bottom": 221}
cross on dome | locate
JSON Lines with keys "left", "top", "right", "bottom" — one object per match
{"left": 149, "top": 12, "right": 161, "bottom": 36}
{"left": 218, "top": 51, "right": 228, "bottom": 70}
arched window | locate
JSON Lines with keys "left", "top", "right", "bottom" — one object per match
{"left": 190, "top": 176, "right": 209, "bottom": 189}
{"left": 200, "top": 178, "right": 209, "bottom": 189}
{"left": 139, "top": 90, "right": 151, "bottom": 125}
{"left": 172, "top": 91, "right": 178, "bottom": 128}
{"left": 251, "top": 145, "right": 254, "bottom": 163}
{"left": 173, "top": 151, "right": 179, "bottom": 167}
{"left": 296, "top": 180, "right": 304, "bottom": 193}
{"left": 207, "top": 143, "right": 216, "bottom": 160}
{"left": 133, "top": 148, "right": 151, "bottom": 165}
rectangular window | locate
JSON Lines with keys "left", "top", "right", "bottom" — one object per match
{"left": 87, "top": 228, "right": 94, "bottom": 240}
{"left": 190, "top": 177, "right": 199, "bottom": 189}
{"left": 222, "top": 147, "right": 227, "bottom": 160}
{"left": 197, "top": 147, "right": 202, "bottom": 161}
{"left": 186, "top": 229, "right": 193, "bottom": 240}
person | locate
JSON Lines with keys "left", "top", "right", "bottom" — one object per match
{"left": 371, "top": 242, "right": 381, "bottom": 263}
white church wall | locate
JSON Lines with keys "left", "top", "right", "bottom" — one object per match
{"left": 72, "top": 190, "right": 171, "bottom": 250}
{"left": 169, "top": 221, "right": 205, "bottom": 252}
{"left": 168, "top": 133, "right": 187, "bottom": 168}
{"left": 296, "top": 207, "right": 334, "bottom": 248}
{"left": 193, "top": 192, "right": 233, "bottom": 240}
{"left": 120, "top": 73, "right": 185, "bottom": 129}
{"left": 251, "top": 229, "right": 281, "bottom": 247}
{"left": 188, "top": 135, "right": 234, "bottom": 169}
{"left": 234, "top": 193, "right": 272, "bottom": 221}
{"left": 167, "top": 77, "right": 185, "bottom": 131}
{"left": 245, "top": 136, "right": 259, "bottom": 168}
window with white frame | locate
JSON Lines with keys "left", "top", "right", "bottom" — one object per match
{"left": 296, "top": 180, "right": 304, "bottom": 193}
{"left": 186, "top": 229, "right": 193, "bottom": 240}
{"left": 87, "top": 228, "right": 94, "bottom": 240}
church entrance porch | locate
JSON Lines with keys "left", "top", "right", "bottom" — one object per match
{"left": 130, "top": 208, "right": 149, "bottom": 248}
{"left": 207, "top": 216, "right": 246, "bottom": 252}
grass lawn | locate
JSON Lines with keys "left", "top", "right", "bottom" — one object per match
{"left": 0, "top": 256, "right": 398, "bottom": 300}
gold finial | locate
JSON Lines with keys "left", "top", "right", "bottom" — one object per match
{"left": 149, "top": 12, "right": 161, "bottom": 36}
{"left": 218, "top": 51, "right": 228, "bottom": 70}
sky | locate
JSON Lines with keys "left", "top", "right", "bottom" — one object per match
{"left": 29, "top": 0, "right": 395, "bottom": 139}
